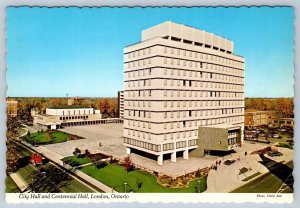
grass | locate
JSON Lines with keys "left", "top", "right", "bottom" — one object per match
{"left": 80, "top": 163, "right": 207, "bottom": 193}
{"left": 59, "top": 178, "right": 97, "bottom": 193}
{"left": 17, "top": 165, "right": 36, "bottom": 184}
{"left": 25, "top": 131, "right": 70, "bottom": 145}
{"left": 242, "top": 172, "right": 261, "bottom": 182}
{"left": 62, "top": 156, "right": 92, "bottom": 167}
{"left": 231, "top": 161, "right": 293, "bottom": 193}
{"left": 5, "top": 176, "right": 20, "bottom": 193}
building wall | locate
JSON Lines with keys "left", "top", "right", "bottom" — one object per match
{"left": 245, "top": 111, "right": 276, "bottom": 126}
{"left": 123, "top": 21, "right": 245, "bottom": 162}
{"left": 7, "top": 100, "right": 18, "bottom": 117}
{"left": 118, "top": 91, "right": 124, "bottom": 118}
{"left": 46, "top": 108, "right": 94, "bottom": 116}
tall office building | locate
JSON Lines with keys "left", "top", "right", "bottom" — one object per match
{"left": 123, "top": 21, "right": 244, "bottom": 165}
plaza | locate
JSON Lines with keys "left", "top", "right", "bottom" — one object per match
{"left": 42, "top": 124, "right": 277, "bottom": 178}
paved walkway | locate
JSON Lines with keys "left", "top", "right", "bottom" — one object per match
{"left": 19, "top": 141, "right": 116, "bottom": 193}
{"left": 9, "top": 173, "right": 28, "bottom": 192}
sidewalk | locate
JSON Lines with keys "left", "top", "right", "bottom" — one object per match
{"left": 9, "top": 173, "right": 28, "bottom": 192}
{"left": 205, "top": 145, "right": 294, "bottom": 193}
{"left": 19, "top": 141, "right": 116, "bottom": 193}
{"left": 205, "top": 154, "right": 269, "bottom": 193}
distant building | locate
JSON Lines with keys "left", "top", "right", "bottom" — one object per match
{"left": 6, "top": 98, "right": 18, "bottom": 117}
{"left": 118, "top": 91, "right": 124, "bottom": 119}
{"left": 123, "top": 21, "right": 245, "bottom": 165}
{"left": 33, "top": 105, "right": 103, "bottom": 130}
{"left": 68, "top": 96, "right": 85, "bottom": 106}
{"left": 245, "top": 110, "right": 276, "bottom": 126}
{"left": 272, "top": 118, "right": 294, "bottom": 128}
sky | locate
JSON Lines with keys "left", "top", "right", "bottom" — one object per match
{"left": 6, "top": 7, "right": 294, "bottom": 98}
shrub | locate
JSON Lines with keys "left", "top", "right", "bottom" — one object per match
{"left": 95, "top": 161, "right": 108, "bottom": 169}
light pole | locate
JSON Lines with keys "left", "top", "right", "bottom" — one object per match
{"left": 197, "top": 180, "right": 201, "bottom": 193}
{"left": 124, "top": 182, "right": 127, "bottom": 193}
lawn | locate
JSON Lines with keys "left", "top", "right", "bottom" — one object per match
{"left": 80, "top": 164, "right": 206, "bottom": 193}
{"left": 5, "top": 176, "right": 20, "bottom": 193}
{"left": 59, "top": 178, "right": 97, "bottom": 193}
{"left": 25, "top": 131, "right": 70, "bottom": 145}
{"left": 231, "top": 161, "right": 293, "bottom": 193}
{"left": 62, "top": 155, "right": 92, "bottom": 167}
{"left": 17, "top": 165, "right": 36, "bottom": 184}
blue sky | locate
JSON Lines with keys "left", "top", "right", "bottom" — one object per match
{"left": 6, "top": 7, "right": 294, "bottom": 97}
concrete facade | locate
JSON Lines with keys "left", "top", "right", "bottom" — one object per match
{"left": 33, "top": 106, "right": 104, "bottom": 130}
{"left": 190, "top": 124, "right": 241, "bottom": 157}
{"left": 123, "top": 21, "right": 245, "bottom": 165}
{"left": 118, "top": 91, "right": 124, "bottom": 119}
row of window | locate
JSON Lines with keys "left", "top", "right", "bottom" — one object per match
{"left": 126, "top": 99, "right": 244, "bottom": 108}
{"left": 59, "top": 116, "right": 88, "bottom": 120}
{"left": 127, "top": 90, "right": 243, "bottom": 98}
{"left": 127, "top": 47, "right": 152, "bottom": 58}
{"left": 162, "top": 57, "right": 243, "bottom": 73}
{"left": 126, "top": 57, "right": 243, "bottom": 75}
{"left": 126, "top": 79, "right": 243, "bottom": 91}
{"left": 228, "top": 137, "right": 239, "bottom": 145}
{"left": 162, "top": 46, "right": 242, "bottom": 67}
{"left": 124, "top": 137, "right": 160, "bottom": 152}
{"left": 60, "top": 110, "right": 93, "bottom": 116}
{"left": 126, "top": 108, "right": 244, "bottom": 119}
{"left": 126, "top": 45, "right": 243, "bottom": 68}
{"left": 125, "top": 116, "right": 244, "bottom": 129}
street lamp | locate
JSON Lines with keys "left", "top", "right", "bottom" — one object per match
{"left": 124, "top": 182, "right": 127, "bottom": 193}
{"left": 197, "top": 180, "right": 201, "bottom": 193}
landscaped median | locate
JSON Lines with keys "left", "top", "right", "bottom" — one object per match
{"left": 79, "top": 163, "right": 207, "bottom": 193}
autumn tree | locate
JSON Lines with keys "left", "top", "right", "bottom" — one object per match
{"left": 123, "top": 156, "right": 133, "bottom": 173}
{"left": 6, "top": 117, "right": 20, "bottom": 173}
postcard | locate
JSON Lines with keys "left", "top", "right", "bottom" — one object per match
{"left": 4, "top": 6, "right": 294, "bottom": 203}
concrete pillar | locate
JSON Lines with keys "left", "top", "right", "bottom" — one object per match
{"left": 183, "top": 149, "right": 189, "bottom": 160}
{"left": 157, "top": 154, "right": 163, "bottom": 166}
{"left": 126, "top": 147, "right": 131, "bottom": 155}
{"left": 171, "top": 151, "right": 177, "bottom": 162}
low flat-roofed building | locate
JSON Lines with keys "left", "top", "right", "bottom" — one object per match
{"left": 245, "top": 110, "right": 276, "bottom": 126}
{"left": 6, "top": 98, "right": 18, "bottom": 117}
{"left": 190, "top": 124, "right": 242, "bottom": 157}
{"left": 33, "top": 105, "right": 104, "bottom": 130}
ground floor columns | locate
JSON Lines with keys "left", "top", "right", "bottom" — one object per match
{"left": 157, "top": 154, "right": 163, "bottom": 166}
{"left": 171, "top": 151, "right": 177, "bottom": 162}
{"left": 126, "top": 147, "right": 131, "bottom": 155}
{"left": 183, "top": 149, "right": 189, "bottom": 160}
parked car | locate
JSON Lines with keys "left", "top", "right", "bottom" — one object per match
{"left": 272, "top": 134, "right": 279, "bottom": 138}
{"left": 268, "top": 152, "right": 283, "bottom": 157}
{"left": 223, "top": 159, "right": 236, "bottom": 165}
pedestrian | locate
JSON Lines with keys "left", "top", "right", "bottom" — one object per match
{"left": 245, "top": 151, "right": 247, "bottom": 157}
